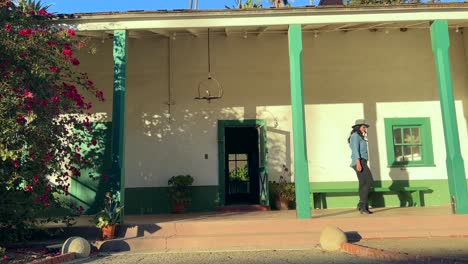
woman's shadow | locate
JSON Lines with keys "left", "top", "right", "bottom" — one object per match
{"left": 388, "top": 161, "right": 414, "bottom": 207}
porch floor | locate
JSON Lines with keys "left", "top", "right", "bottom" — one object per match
{"left": 63, "top": 204, "right": 457, "bottom": 226}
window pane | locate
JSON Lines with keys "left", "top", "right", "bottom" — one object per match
{"left": 237, "top": 160, "right": 248, "bottom": 169}
{"left": 403, "top": 128, "right": 412, "bottom": 144}
{"left": 229, "top": 154, "right": 236, "bottom": 161}
{"left": 403, "top": 145, "right": 412, "bottom": 161}
{"left": 394, "top": 146, "right": 403, "bottom": 162}
{"left": 393, "top": 128, "right": 402, "bottom": 144}
{"left": 412, "top": 128, "right": 421, "bottom": 144}
{"left": 237, "top": 154, "right": 247, "bottom": 160}
{"left": 412, "top": 146, "right": 422, "bottom": 161}
{"left": 229, "top": 163, "right": 249, "bottom": 181}
{"left": 228, "top": 161, "right": 236, "bottom": 173}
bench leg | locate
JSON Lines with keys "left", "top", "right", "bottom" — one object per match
{"left": 321, "top": 193, "right": 327, "bottom": 209}
{"left": 313, "top": 194, "right": 321, "bottom": 209}
{"left": 411, "top": 191, "right": 423, "bottom": 207}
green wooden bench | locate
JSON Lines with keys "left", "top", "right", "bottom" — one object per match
{"left": 311, "top": 186, "right": 430, "bottom": 209}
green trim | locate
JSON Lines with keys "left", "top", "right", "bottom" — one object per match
{"left": 384, "top": 117, "right": 435, "bottom": 167}
{"left": 288, "top": 24, "right": 311, "bottom": 219}
{"left": 217, "top": 119, "right": 268, "bottom": 206}
{"left": 430, "top": 20, "right": 468, "bottom": 214}
{"left": 112, "top": 30, "right": 128, "bottom": 221}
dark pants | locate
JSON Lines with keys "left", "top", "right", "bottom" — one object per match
{"left": 352, "top": 159, "right": 374, "bottom": 206}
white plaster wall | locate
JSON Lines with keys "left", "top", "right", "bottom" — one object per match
{"left": 77, "top": 27, "right": 468, "bottom": 188}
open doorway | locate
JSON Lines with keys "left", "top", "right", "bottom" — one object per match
{"left": 218, "top": 120, "right": 268, "bottom": 206}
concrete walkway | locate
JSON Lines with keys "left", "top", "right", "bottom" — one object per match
{"left": 66, "top": 205, "right": 468, "bottom": 252}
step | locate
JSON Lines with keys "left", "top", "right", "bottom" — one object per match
{"left": 216, "top": 205, "right": 271, "bottom": 212}
{"left": 93, "top": 214, "right": 468, "bottom": 252}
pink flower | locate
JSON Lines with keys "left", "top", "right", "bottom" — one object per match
{"left": 62, "top": 49, "right": 73, "bottom": 56}
{"left": 23, "top": 89, "right": 33, "bottom": 98}
{"left": 50, "top": 67, "right": 58, "bottom": 72}
{"left": 51, "top": 96, "right": 59, "bottom": 104}
{"left": 16, "top": 114, "right": 26, "bottom": 124}
{"left": 41, "top": 194, "right": 47, "bottom": 202}
{"left": 38, "top": 10, "right": 47, "bottom": 15}
{"left": 92, "top": 138, "right": 97, "bottom": 146}
{"left": 46, "top": 41, "right": 57, "bottom": 46}
{"left": 12, "top": 160, "right": 19, "bottom": 168}
{"left": 24, "top": 185, "right": 33, "bottom": 192}
{"left": 70, "top": 166, "right": 81, "bottom": 177}
{"left": 86, "top": 80, "right": 94, "bottom": 87}
{"left": 19, "top": 29, "right": 32, "bottom": 36}
{"left": 2, "top": 71, "right": 10, "bottom": 78}
{"left": 4, "top": 24, "right": 11, "bottom": 32}
{"left": 71, "top": 58, "right": 80, "bottom": 66}
{"left": 33, "top": 175, "right": 39, "bottom": 183}
{"left": 95, "top": 90, "right": 104, "bottom": 101}
{"left": 45, "top": 185, "right": 51, "bottom": 192}
{"left": 67, "top": 28, "right": 75, "bottom": 36}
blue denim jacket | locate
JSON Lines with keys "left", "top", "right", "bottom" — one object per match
{"left": 350, "top": 132, "right": 368, "bottom": 166}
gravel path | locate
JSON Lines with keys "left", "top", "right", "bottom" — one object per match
{"left": 70, "top": 248, "right": 383, "bottom": 264}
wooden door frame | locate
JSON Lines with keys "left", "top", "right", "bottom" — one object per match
{"left": 217, "top": 119, "right": 268, "bottom": 206}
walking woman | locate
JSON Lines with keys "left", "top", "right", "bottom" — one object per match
{"left": 348, "top": 119, "right": 374, "bottom": 214}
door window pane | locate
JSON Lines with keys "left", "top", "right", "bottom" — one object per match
{"left": 237, "top": 154, "right": 247, "bottom": 160}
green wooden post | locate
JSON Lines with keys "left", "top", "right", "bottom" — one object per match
{"left": 430, "top": 20, "right": 468, "bottom": 214}
{"left": 112, "top": 30, "right": 128, "bottom": 221}
{"left": 288, "top": 25, "right": 311, "bottom": 219}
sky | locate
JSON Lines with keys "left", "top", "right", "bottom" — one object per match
{"left": 47, "top": 0, "right": 315, "bottom": 13}
{"left": 45, "top": 0, "right": 461, "bottom": 14}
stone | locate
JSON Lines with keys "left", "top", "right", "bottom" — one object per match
{"left": 319, "top": 226, "right": 348, "bottom": 251}
{"left": 61, "top": 236, "right": 91, "bottom": 258}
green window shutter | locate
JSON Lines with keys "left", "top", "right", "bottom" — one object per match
{"left": 384, "top": 118, "right": 435, "bottom": 167}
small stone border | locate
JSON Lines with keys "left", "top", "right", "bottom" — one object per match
{"left": 341, "top": 242, "right": 468, "bottom": 264}
{"left": 30, "top": 252, "right": 76, "bottom": 264}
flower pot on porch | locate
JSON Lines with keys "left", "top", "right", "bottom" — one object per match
{"left": 171, "top": 201, "right": 187, "bottom": 214}
{"left": 275, "top": 197, "right": 290, "bottom": 210}
{"left": 102, "top": 224, "right": 116, "bottom": 240}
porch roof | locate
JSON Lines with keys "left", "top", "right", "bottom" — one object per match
{"left": 56, "top": 3, "right": 468, "bottom": 38}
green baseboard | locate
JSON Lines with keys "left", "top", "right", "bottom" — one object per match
{"left": 124, "top": 186, "right": 220, "bottom": 215}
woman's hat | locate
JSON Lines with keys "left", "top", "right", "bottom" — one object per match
{"left": 353, "top": 119, "right": 370, "bottom": 128}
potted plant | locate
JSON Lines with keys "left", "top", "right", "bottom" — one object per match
{"left": 167, "top": 175, "right": 194, "bottom": 213}
{"left": 92, "top": 192, "right": 124, "bottom": 240}
{"left": 270, "top": 181, "right": 295, "bottom": 210}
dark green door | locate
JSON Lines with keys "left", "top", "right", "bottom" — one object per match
{"left": 225, "top": 127, "right": 259, "bottom": 205}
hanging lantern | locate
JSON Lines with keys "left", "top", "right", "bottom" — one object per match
{"left": 195, "top": 28, "right": 223, "bottom": 103}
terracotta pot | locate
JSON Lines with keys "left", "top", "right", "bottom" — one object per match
{"left": 275, "top": 197, "right": 290, "bottom": 210}
{"left": 171, "top": 201, "right": 186, "bottom": 214}
{"left": 102, "top": 224, "right": 116, "bottom": 240}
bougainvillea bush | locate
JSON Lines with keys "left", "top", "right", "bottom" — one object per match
{"left": 0, "top": 0, "right": 104, "bottom": 242}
